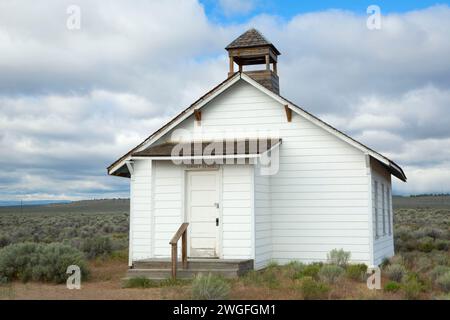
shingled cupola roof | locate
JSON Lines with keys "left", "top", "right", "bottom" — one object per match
{"left": 226, "top": 29, "right": 281, "bottom": 94}
{"left": 225, "top": 28, "right": 281, "bottom": 55}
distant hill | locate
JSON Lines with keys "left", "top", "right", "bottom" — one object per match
{"left": 0, "top": 200, "right": 71, "bottom": 207}
{"left": 393, "top": 195, "right": 450, "bottom": 209}
{"left": 1, "top": 196, "right": 449, "bottom": 215}
{"left": 0, "top": 199, "right": 130, "bottom": 215}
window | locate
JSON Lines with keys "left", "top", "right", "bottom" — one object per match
{"left": 382, "top": 184, "right": 386, "bottom": 235}
{"left": 387, "top": 187, "right": 392, "bottom": 235}
{"left": 374, "top": 180, "right": 379, "bottom": 238}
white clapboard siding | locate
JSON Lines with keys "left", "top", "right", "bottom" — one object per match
{"left": 157, "top": 80, "right": 372, "bottom": 265}
{"left": 130, "top": 159, "right": 152, "bottom": 262}
{"left": 371, "top": 160, "right": 394, "bottom": 265}
{"left": 152, "top": 161, "right": 184, "bottom": 258}
{"left": 221, "top": 165, "right": 253, "bottom": 259}
{"left": 140, "top": 161, "right": 253, "bottom": 260}
{"left": 254, "top": 161, "right": 272, "bottom": 269}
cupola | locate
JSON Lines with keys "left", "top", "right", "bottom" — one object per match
{"left": 225, "top": 28, "right": 281, "bottom": 93}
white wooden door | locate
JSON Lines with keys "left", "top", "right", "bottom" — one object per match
{"left": 186, "top": 170, "right": 220, "bottom": 258}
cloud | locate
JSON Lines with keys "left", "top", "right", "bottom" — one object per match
{"left": 0, "top": 91, "right": 169, "bottom": 201}
{"left": 0, "top": 1, "right": 449, "bottom": 199}
{"left": 219, "top": 0, "right": 255, "bottom": 16}
{"left": 394, "top": 164, "right": 450, "bottom": 195}
{"left": 0, "top": 0, "right": 229, "bottom": 103}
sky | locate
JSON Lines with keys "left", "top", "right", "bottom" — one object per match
{"left": 1, "top": 0, "right": 450, "bottom": 201}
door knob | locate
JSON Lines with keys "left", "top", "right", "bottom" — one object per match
{"left": 216, "top": 218, "right": 219, "bottom": 226}
{"left": 214, "top": 202, "right": 219, "bottom": 208}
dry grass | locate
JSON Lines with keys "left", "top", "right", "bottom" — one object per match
{"left": 0, "top": 259, "right": 392, "bottom": 300}
{"left": 0, "top": 259, "right": 192, "bottom": 300}
{"left": 0, "top": 257, "right": 445, "bottom": 300}
{"left": 1, "top": 198, "right": 449, "bottom": 300}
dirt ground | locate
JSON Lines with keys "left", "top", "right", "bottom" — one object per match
{"left": 0, "top": 259, "right": 411, "bottom": 300}
{"left": 0, "top": 259, "right": 191, "bottom": 300}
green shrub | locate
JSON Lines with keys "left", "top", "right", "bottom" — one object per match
{"left": 0, "top": 236, "right": 10, "bottom": 248}
{"left": 413, "top": 227, "right": 446, "bottom": 240}
{"left": 384, "top": 281, "right": 401, "bottom": 293}
{"left": 389, "top": 255, "right": 405, "bottom": 266}
{"left": 286, "top": 261, "right": 304, "bottom": 270}
{"left": 0, "top": 211, "right": 129, "bottom": 250}
{"left": 318, "top": 265, "right": 344, "bottom": 284}
{"left": 327, "top": 249, "right": 351, "bottom": 267}
{"left": 418, "top": 242, "right": 434, "bottom": 253}
{"left": 0, "top": 242, "right": 88, "bottom": 283}
{"left": 191, "top": 274, "right": 230, "bottom": 300}
{"left": 285, "top": 261, "right": 306, "bottom": 280}
{"left": 109, "top": 249, "right": 128, "bottom": 262}
{"left": 435, "top": 240, "right": 449, "bottom": 251}
{"left": 159, "top": 278, "right": 191, "bottom": 287}
{"left": 123, "top": 277, "right": 157, "bottom": 288}
{"left": 123, "top": 277, "right": 189, "bottom": 289}
{"left": 418, "top": 237, "right": 435, "bottom": 253}
{"left": 380, "top": 258, "right": 390, "bottom": 268}
{"left": 385, "top": 264, "right": 407, "bottom": 282}
{"left": 395, "top": 226, "right": 411, "bottom": 241}
{"left": 402, "top": 277, "right": 422, "bottom": 300}
{"left": 81, "top": 236, "right": 112, "bottom": 259}
{"left": 346, "top": 264, "right": 368, "bottom": 281}
{"left": 299, "top": 277, "right": 330, "bottom": 300}
{"left": 415, "top": 256, "right": 433, "bottom": 273}
{"left": 402, "top": 252, "right": 422, "bottom": 267}
{"left": 0, "top": 275, "right": 8, "bottom": 284}
{"left": 430, "top": 266, "right": 450, "bottom": 281}
{"left": 243, "top": 268, "right": 279, "bottom": 288}
{"left": 436, "top": 272, "right": 450, "bottom": 293}
{"left": 430, "top": 252, "right": 449, "bottom": 266}
{"left": 403, "top": 239, "right": 419, "bottom": 252}
{"left": 293, "top": 263, "right": 322, "bottom": 280}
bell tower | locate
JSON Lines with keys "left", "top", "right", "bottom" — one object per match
{"left": 225, "top": 28, "right": 281, "bottom": 94}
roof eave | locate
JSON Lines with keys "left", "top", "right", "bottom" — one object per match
{"left": 226, "top": 43, "right": 281, "bottom": 55}
{"left": 389, "top": 161, "right": 407, "bottom": 182}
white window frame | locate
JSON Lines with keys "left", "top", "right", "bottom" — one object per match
{"left": 382, "top": 183, "right": 386, "bottom": 236}
{"left": 387, "top": 187, "right": 392, "bottom": 235}
{"left": 374, "top": 180, "right": 379, "bottom": 239}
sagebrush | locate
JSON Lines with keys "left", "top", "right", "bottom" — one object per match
{"left": 0, "top": 242, "right": 89, "bottom": 283}
{"left": 191, "top": 274, "right": 230, "bottom": 300}
{"left": 327, "top": 249, "right": 351, "bottom": 267}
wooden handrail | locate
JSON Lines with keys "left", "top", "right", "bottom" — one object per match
{"left": 169, "top": 222, "right": 189, "bottom": 279}
{"left": 170, "top": 222, "right": 189, "bottom": 244}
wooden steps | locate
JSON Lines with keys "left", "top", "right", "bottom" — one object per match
{"left": 126, "top": 259, "right": 253, "bottom": 280}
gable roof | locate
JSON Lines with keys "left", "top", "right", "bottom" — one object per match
{"left": 225, "top": 28, "right": 281, "bottom": 55}
{"left": 108, "top": 72, "right": 406, "bottom": 182}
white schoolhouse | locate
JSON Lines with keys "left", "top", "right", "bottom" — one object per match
{"left": 108, "top": 29, "right": 406, "bottom": 279}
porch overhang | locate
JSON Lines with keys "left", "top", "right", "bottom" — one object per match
{"left": 130, "top": 138, "right": 282, "bottom": 161}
